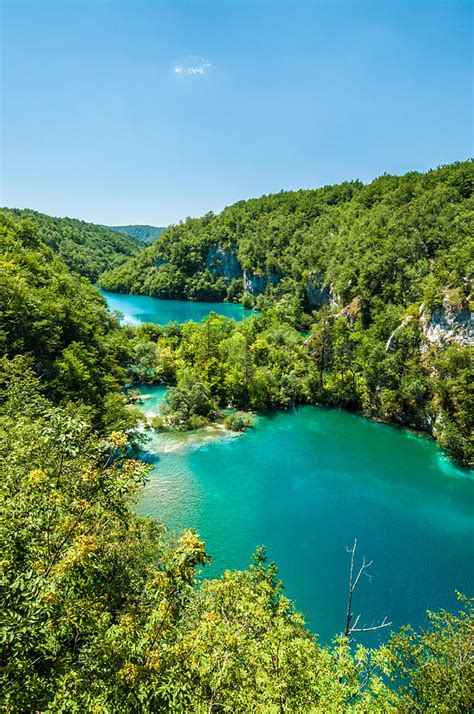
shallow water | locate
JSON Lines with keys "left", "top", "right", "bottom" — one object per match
{"left": 134, "top": 384, "right": 168, "bottom": 418}
{"left": 137, "top": 387, "right": 474, "bottom": 644}
{"left": 99, "top": 289, "right": 254, "bottom": 325}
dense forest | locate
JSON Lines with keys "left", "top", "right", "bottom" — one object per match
{"left": 108, "top": 224, "right": 166, "bottom": 244}
{"left": 99, "top": 161, "right": 472, "bottom": 308}
{"left": 2, "top": 208, "right": 142, "bottom": 281}
{"left": 117, "top": 306, "right": 473, "bottom": 466}
{"left": 1, "top": 213, "right": 473, "bottom": 711}
{"left": 100, "top": 162, "right": 473, "bottom": 465}
{"left": 2, "top": 165, "right": 473, "bottom": 466}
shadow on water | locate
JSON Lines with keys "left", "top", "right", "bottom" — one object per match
{"left": 142, "top": 452, "right": 161, "bottom": 466}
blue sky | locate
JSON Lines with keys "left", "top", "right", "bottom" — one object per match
{"left": 1, "top": 0, "right": 472, "bottom": 226}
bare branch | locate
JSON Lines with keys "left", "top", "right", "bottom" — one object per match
{"left": 351, "top": 613, "right": 361, "bottom": 631}
{"left": 350, "top": 615, "right": 392, "bottom": 634}
{"left": 352, "top": 557, "right": 373, "bottom": 592}
{"left": 343, "top": 539, "right": 391, "bottom": 639}
{"left": 344, "top": 539, "right": 357, "bottom": 637}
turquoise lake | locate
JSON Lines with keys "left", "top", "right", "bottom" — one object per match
{"left": 104, "top": 290, "right": 473, "bottom": 644}
{"left": 136, "top": 387, "right": 474, "bottom": 644}
{"left": 99, "top": 289, "right": 254, "bottom": 325}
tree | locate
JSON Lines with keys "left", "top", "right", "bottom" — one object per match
{"left": 387, "top": 594, "right": 474, "bottom": 712}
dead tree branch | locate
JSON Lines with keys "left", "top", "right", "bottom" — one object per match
{"left": 344, "top": 539, "right": 392, "bottom": 639}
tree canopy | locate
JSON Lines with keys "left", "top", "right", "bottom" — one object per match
{"left": 97, "top": 161, "right": 474, "bottom": 465}
{"left": 108, "top": 224, "right": 166, "bottom": 244}
{"left": 99, "top": 161, "right": 473, "bottom": 312}
{"left": 3, "top": 208, "right": 142, "bottom": 281}
{"left": 1, "top": 362, "right": 472, "bottom": 712}
{"left": 1, "top": 167, "right": 473, "bottom": 710}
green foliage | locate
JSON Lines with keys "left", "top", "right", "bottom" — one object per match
{"left": 96, "top": 161, "right": 473, "bottom": 464}
{"left": 433, "top": 345, "right": 474, "bottom": 463}
{"left": 2, "top": 208, "right": 142, "bottom": 281}
{"left": 151, "top": 414, "right": 166, "bottom": 430}
{"left": 0, "top": 367, "right": 472, "bottom": 711}
{"left": 161, "top": 378, "right": 219, "bottom": 429}
{"left": 0, "top": 213, "right": 141, "bottom": 435}
{"left": 1, "top": 165, "right": 473, "bottom": 709}
{"left": 99, "top": 161, "right": 472, "bottom": 313}
{"left": 107, "top": 224, "right": 165, "bottom": 244}
{"left": 224, "top": 411, "right": 254, "bottom": 431}
{"left": 0, "top": 366, "right": 150, "bottom": 710}
{"left": 124, "top": 302, "right": 472, "bottom": 463}
{"left": 242, "top": 290, "right": 255, "bottom": 308}
{"left": 386, "top": 594, "right": 474, "bottom": 712}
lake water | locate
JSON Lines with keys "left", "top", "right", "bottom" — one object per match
{"left": 137, "top": 387, "right": 474, "bottom": 644}
{"left": 99, "top": 289, "right": 254, "bottom": 325}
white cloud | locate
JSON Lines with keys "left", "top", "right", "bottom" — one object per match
{"left": 174, "top": 58, "right": 211, "bottom": 76}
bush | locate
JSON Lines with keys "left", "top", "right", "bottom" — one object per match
{"left": 224, "top": 411, "right": 254, "bottom": 432}
{"left": 151, "top": 415, "right": 167, "bottom": 431}
{"left": 163, "top": 382, "right": 219, "bottom": 423}
{"left": 242, "top": 292, "right": 255, "bottom": 309}
{"left": 187, "top": 414, "right": 209, "bottom": 430}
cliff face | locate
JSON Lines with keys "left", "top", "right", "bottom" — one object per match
{"left": 204, "top": 243, "right": 285, "bottom": 297}
{"left": 306, "top": 272, "right": 330, "bottom": 307}
{"left": 385, "top": 300, "right": 473, "bottom": 354}
{"left": 420, "top": 303, "right": 473, "bottom": 348}
{"left": 305, "top": 272, "right": 341, "bottom": 309}
{"left": 205, "top": 244, "right": 242, "bottom": 281}
{"left": 243, "top": 270, "right": 280, "bottom": 295}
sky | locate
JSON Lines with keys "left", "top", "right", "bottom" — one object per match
{"left": 1, "top": 0, "right": 472, "bottom": 226}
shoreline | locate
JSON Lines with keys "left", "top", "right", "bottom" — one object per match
{"left": 132, "top": 385, "right": 472, "bottom": 472}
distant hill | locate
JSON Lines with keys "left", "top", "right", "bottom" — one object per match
{"left": 108, "top": 224, "right": 166, "bottom": 244}
{"left": 1, "top": 208, "right": 143, "bottom": 282}
{"left": 98, "top": 161, "right": 473, "bottom": 307}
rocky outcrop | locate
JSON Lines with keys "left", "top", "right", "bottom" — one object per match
{"left": 306, "top": 272, "right": 331, "bottom": 308}
{"left": 243, "top": 270, "right": 279, "bottom": 295}
{"left": 420, "top": 301, "right": 473, "bottom": 348}
{"left": 339, "top": 297, "right": 361, "bottom": 325}
{"left": 205, "top": 244, "right": 242, "bottom": 281}
{"left": 385, "top": 300, "right": 473, "bottom": 354}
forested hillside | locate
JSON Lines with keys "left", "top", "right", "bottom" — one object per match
{"left": 101, "top": 162, "right": 473, "bottom": 465}
{"left": 2, "top": 208, "right": 142, "bottom": 281}
{"left": 3, "top": 163, "right": 472, "bottom": 465}
{"left": 0, "top": 212, "right": 142, "bottom": 434}
{"left": 1, "top": 213, "right": 473, "bottom": 711}
{"left": 108, "top": 224, "right": 166, "bottom": 243}
{"left": 98, "top": 161, "right": 473, "bottom": 309}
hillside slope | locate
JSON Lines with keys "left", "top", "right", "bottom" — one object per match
{"left": 1, "top": 213, "right": 472, "bottom": 713}
{"left": 0, "top": 211, "right": 143, "bottom": 430}
{"left": 2, "top": 208, "right": 142, "bottom": 281}
{"left": 107, "top": 224, "right": 165, "bottom": 243}
{"left": 98, "top": 161, "right": 473, "bottom": 464}
{"left": 98, "top": 161, "right": 473, "bottom": 310}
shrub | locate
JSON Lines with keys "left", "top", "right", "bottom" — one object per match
{"left": 224, "top": 411, "right": 254, "bottom": 432}
{"left": 187, "top": 415, "right": 209, "bottom": 430}
{"left": 151, "top": 415, "right": 167, "bottom": 431}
